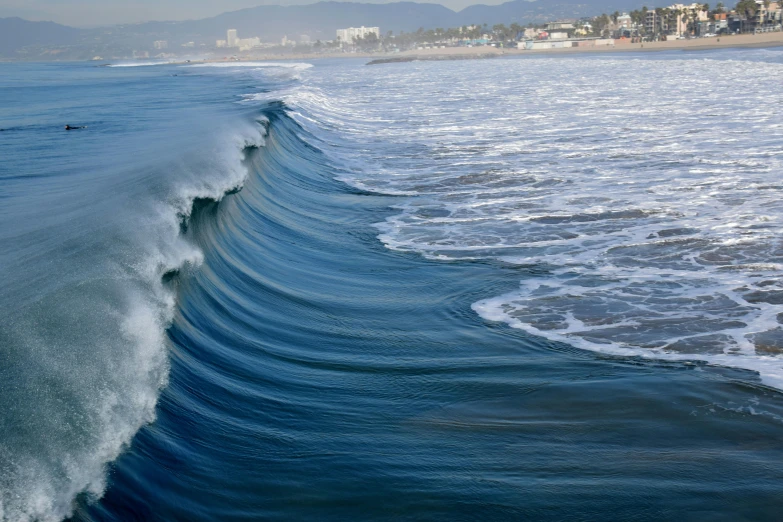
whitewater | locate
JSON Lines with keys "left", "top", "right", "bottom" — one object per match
{"left": 1, "top": 50, "right": 783, "bottom": 521}
{"left": 286, "top": 50, "right": 783, "bottom": 388}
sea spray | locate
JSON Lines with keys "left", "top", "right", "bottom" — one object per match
{"left": 0, "top": 60, "right": 271, "bottom": 520}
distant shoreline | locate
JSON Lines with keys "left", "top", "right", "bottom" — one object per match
{"left": 200, "top": 31, "right": 783, "bottom": 65}
{"left": 49, "top": 31, "right": 783, "bottom": 67}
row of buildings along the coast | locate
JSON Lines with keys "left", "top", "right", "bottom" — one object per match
{"left": 336, "top": 27, "right": 381, "bottom": 44}
{"left": 587, "top": 1, "right": 782, "bottom": 40}
{"left": 216, "top": 29, "right": 265, "bottom": 51}
{"left": 514, "top": 1, "right": 781, "bottom": 50}
{"left": 215, "top": 29, "right": 316, "bottom": 51}
{"left": 210, "top": 26, "right": 379, "bottom": 53}
{"left": 619, "top": 1, "right": 782, "bottom": 38}
{"left": 139, "top": 0, "right": 781, "bottom": 58}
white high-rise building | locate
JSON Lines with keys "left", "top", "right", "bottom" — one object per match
{"left": 153, "top": 40, "right": 168, "bottom": 49}
{"left": 336, "top": 26, "right": 380, "bottom": 44}
{"left": 238, "top": 37, "right": 262, "bottom": 51}
{"left": 227, "top": 29, "right": 238, "bottom": 47}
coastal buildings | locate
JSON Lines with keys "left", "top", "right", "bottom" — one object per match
{"left": 522, "top": 28, "right": 539, "bottom": 39}
{"left": 574, "top": 22, "right": 593, "bottom": 36}
{"left": 238, "top": 37, "right": 261, "bottom": 51}
{"left": 702, "top": 13, "right": 729, "bottom": 35}
{"left": 218, "top": 29, "right": 262, "bottom": 51}
{"left": 668, "top": 4, "right": 710, "bottom": 35}
{"left": 227, "top": 29, "right": 238, "bottom": 48}
{"left": 153, "top": 40, "right": 168, "bottom": 50}
{"left": 546, "top": 21, "right": 576, "bottom": 32}
{"left": 727, "top": 1, "right": 782, "bottom": 32}
{"left": 120, "top": 3, "right": 783, "bottom": 59}
{"left": 647, "top": 4, "right": 709, "bottom": 36}
{"left": 753, "top": 1, "right": 782, "bottom": 28}
{"left": 336, "top": 26, "right": 381, "bottom": 44}
{"left": 622, "top": 3, "right": 742, "bottom": 38}
{"left": 518, "top": 37, "right": 615, "bottom": 50}
{"left": 645, "top": 10, "right": 659, "bottom": 34}
{"left": 544, "top": 21, "right": 576, "bottom": 39}
{"left": 617, "top": 13, "right": 633, "bottom": 29}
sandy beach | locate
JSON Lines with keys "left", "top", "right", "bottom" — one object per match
{"left": 398, "top": 31, "right": 783, "bottom": 58}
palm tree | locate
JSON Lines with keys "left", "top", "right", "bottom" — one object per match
{"left": 510, "top": 22, "right": 522, "bottom": 40}
{"left": 655, "top": 7, "right": 671, "bottom": 34}
{"left": 492, "top": 23, "right": 507, "bottom": 40}
{"left": 685, "top": 9, "right": 695, "bottom": 35}
{"left": 735, "top": 0, "right": 758, "bottom": 30}
{"left": 675, "top": 8, "right": 685, "bottom": 35}
{"left": 692, "top": 10, "right": 701, "bottom": 34}
{"left": 682, "top": 9, "right": 694, "bottom": 36}
{"left": 736, "top": 0, "right": 758, "bottom": 18}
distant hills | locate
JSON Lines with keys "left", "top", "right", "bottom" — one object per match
{"left": 147, "top": 2, "right": 458, "bottom": 40}
{"left": 0, "top": 0, "right": 657, "bottom": 59}
{"left": 0, "top": 17, "right": 82, "bottom": 54}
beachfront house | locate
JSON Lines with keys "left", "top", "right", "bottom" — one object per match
{"left": 545, "top": 21, "right": 576, "bottom": 38}
{"left": 753, "top": 1, "right": 783, "bottom": 30}
{"left": 617, "top": 13, "right": 633, "bottom": 29}
{"left": 666, "top": 4, "right": 710, "bottom": 36}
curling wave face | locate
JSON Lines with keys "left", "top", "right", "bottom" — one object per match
{"left": 0, "top": 62, "right": 272, "bottom": 521}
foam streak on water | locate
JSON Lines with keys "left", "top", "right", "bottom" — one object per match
{"left": 289, "top": 51, "right": 783, "bottom": 388}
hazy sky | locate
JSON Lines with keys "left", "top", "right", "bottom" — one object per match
{"left": 0, "top": 0, "right": 513, "bottom": 27}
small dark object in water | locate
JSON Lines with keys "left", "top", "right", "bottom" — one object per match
{"left": 65, "top": 125, "right": 86, "bottom": 130}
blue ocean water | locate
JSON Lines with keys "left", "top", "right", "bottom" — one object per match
{"left": 1, "top": 51, "right": 783, "bottom": 521}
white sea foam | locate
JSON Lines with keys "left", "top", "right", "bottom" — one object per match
{"left": 289, "top": 52, "right": 783, "bottom": 389}
{"left": 187, "top": 61, "right": 313, "bottom": 70}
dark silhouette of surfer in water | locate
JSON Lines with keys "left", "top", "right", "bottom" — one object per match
{"left": 65, "top": 125, "right": 86, "bottom": 130}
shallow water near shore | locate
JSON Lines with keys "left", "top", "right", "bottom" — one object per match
{"left": 1, "top": 50, "right": 783, "bottom": 521}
